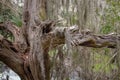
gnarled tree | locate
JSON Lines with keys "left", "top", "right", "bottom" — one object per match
{"left": 0, "top": 0, "right": 119, "bottom": 80}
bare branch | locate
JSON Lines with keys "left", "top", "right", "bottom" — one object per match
{"left": 43, "top": 26, "right": 119, "bottom": 49}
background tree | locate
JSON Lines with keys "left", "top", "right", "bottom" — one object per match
{"left": 0, "top": 0, "right": 120, "bottom": 80}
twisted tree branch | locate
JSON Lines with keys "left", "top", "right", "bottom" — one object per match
{"left": 43, "top": 25, "right": 119, "bottom": 49}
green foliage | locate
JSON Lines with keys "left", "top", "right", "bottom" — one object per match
{"left": 0, "top": 9, "right": 12, "bottom": 22}
{"left": 93, "top": 53, "right": 117, "bottom": 73}
{"left": 100, "top": 25, "right": 114, "bottom": 34}
{"left": 0, "top": 3, "right": 22, "bottom": 41}
{"left": 100, "top": 0, "right": 120, "bottom": 34}
{"left": 91, "top": 48, "right": 118, "bottom": 73}
{"left": 10, "top": 15, "right": 22, "bottom": 27}
{"left": 0, "top": 6, "right": 22, "bottom": 27}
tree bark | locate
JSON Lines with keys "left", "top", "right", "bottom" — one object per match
{"left": 0, "top": 0, "right": 119, "bottom": 80}
{"left": 0, "top": 22, "right": 119, "bottom": 80}
{"left": 22, "top": 0, "right": 50, "bottom": 80}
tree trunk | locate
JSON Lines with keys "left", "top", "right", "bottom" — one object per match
{"left": 0, "top": 0, "right": 119, "bottom": 80}
{"left": 22, "top": 21, "right": 50, "bottom": 80}
{"left": 0, "top": 23, "right": 119, "bottom": 80}
{"left": 21, "top": 0, "right": 50, "bottom": 80}
{"left": 2, "top": 0, "right": 50, "bottom": 80}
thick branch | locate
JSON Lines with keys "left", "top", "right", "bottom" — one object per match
{"left": 0, "top": 34, "right": 27, "bottom": 79}
{"left": 43, "top": 26, "right": 119, "bottom": 49}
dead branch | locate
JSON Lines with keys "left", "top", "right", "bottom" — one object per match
{"left": 45, "top": 26, "right": 119, "bottom": 49}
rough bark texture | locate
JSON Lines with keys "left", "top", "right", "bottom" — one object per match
{"left": 0, "top": 0, "right": 119, "bottom": 80}
{"left": 0, "top": 21, "right": 119, "bottom": 80}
